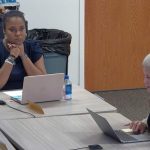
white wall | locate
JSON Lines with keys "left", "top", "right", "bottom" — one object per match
{"left": 17, "top": 0, "right": 84, "bottom": 87}
{"left": 79, "top": 0, "right": 85, "bottom": 87}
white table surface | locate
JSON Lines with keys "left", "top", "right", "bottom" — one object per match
{"left": 0, "top": 112, "right": 148, "bottom": 150}
{"left": 0, "top": 131, "right": 15, "bottom": 150}
{"left": 0, "top": 85, "right": 117, "bottom": 120}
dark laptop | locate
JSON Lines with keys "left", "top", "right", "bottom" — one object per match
{"left": 87, "top": 108, "right": 150, "bottom": 143}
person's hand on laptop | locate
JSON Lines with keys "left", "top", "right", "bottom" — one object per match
{"left": 127, "top": 121, "right": 147, "bottom": 134}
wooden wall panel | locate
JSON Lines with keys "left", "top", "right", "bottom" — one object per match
{"left": 85, "top": 0, "right": 150, "bottom": 91}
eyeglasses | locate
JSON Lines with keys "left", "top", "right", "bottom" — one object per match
{"left": 8, "top": 27, "right": 26, "bottom": 34}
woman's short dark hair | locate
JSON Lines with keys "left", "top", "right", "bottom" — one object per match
{"left": 2, "top": 10, "right": 26, "bottom": 31}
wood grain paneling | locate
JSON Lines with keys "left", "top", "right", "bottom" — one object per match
{"left": 85, "top": 0, "right": 150, "bottom": 91}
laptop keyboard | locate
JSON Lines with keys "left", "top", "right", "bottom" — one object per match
{"left": 115, "top": 130, "right": 137, "bottom": 142}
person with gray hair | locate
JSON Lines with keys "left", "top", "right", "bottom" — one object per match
{"left": 128, "top": 53, "right": 150, "bottom": 133}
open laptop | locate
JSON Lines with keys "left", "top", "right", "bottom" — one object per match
{"left": 4, "top": 73, "right": 64, "bottom": 104}
{"left": 87, "top": 108, "right": 150, "bottom": 143}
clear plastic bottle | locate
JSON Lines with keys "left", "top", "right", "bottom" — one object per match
{"left": 64, "top": 75, "right": 72, "bottom": 100}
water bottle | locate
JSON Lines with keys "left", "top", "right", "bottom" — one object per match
{"left": 64, "top": 75, "right": 72, "bottom": 100}
{"left": 6, "top": 0, "right": 16, "bottom": 3}
{"left": 1, "top": 0, "right": 6, "bottom": 3}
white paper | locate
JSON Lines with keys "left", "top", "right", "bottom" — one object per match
{"left": 3, "top": 90, "right": 22, "bottom": 97}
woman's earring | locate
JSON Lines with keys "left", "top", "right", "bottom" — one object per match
{"left": 3, "top": 32, "right": 6, "bottom": 38}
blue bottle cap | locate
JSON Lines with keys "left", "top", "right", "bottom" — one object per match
{"left": 64, "top": 75, "right": 69, "bottom": 80}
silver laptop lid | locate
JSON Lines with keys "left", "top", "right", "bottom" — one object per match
{"left": 87, "top": 108, "right": 120, "bottom": 141}
{"left": 22, "top": 73, "right": 64, "bottom": 104}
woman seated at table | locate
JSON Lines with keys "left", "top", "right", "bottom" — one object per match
{"left": 0, "top": 10, "right": 46, "bottom": 90}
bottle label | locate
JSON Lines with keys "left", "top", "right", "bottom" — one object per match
{"left": 65, "top": 84, "right": 72, "bottom": 95}
{"left": 65, "top": 84, "right": 72, "bottom": 100}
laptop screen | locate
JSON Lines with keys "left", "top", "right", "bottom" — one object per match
{"left": 3, "top": 90, "right": 22, "bottom": 101}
